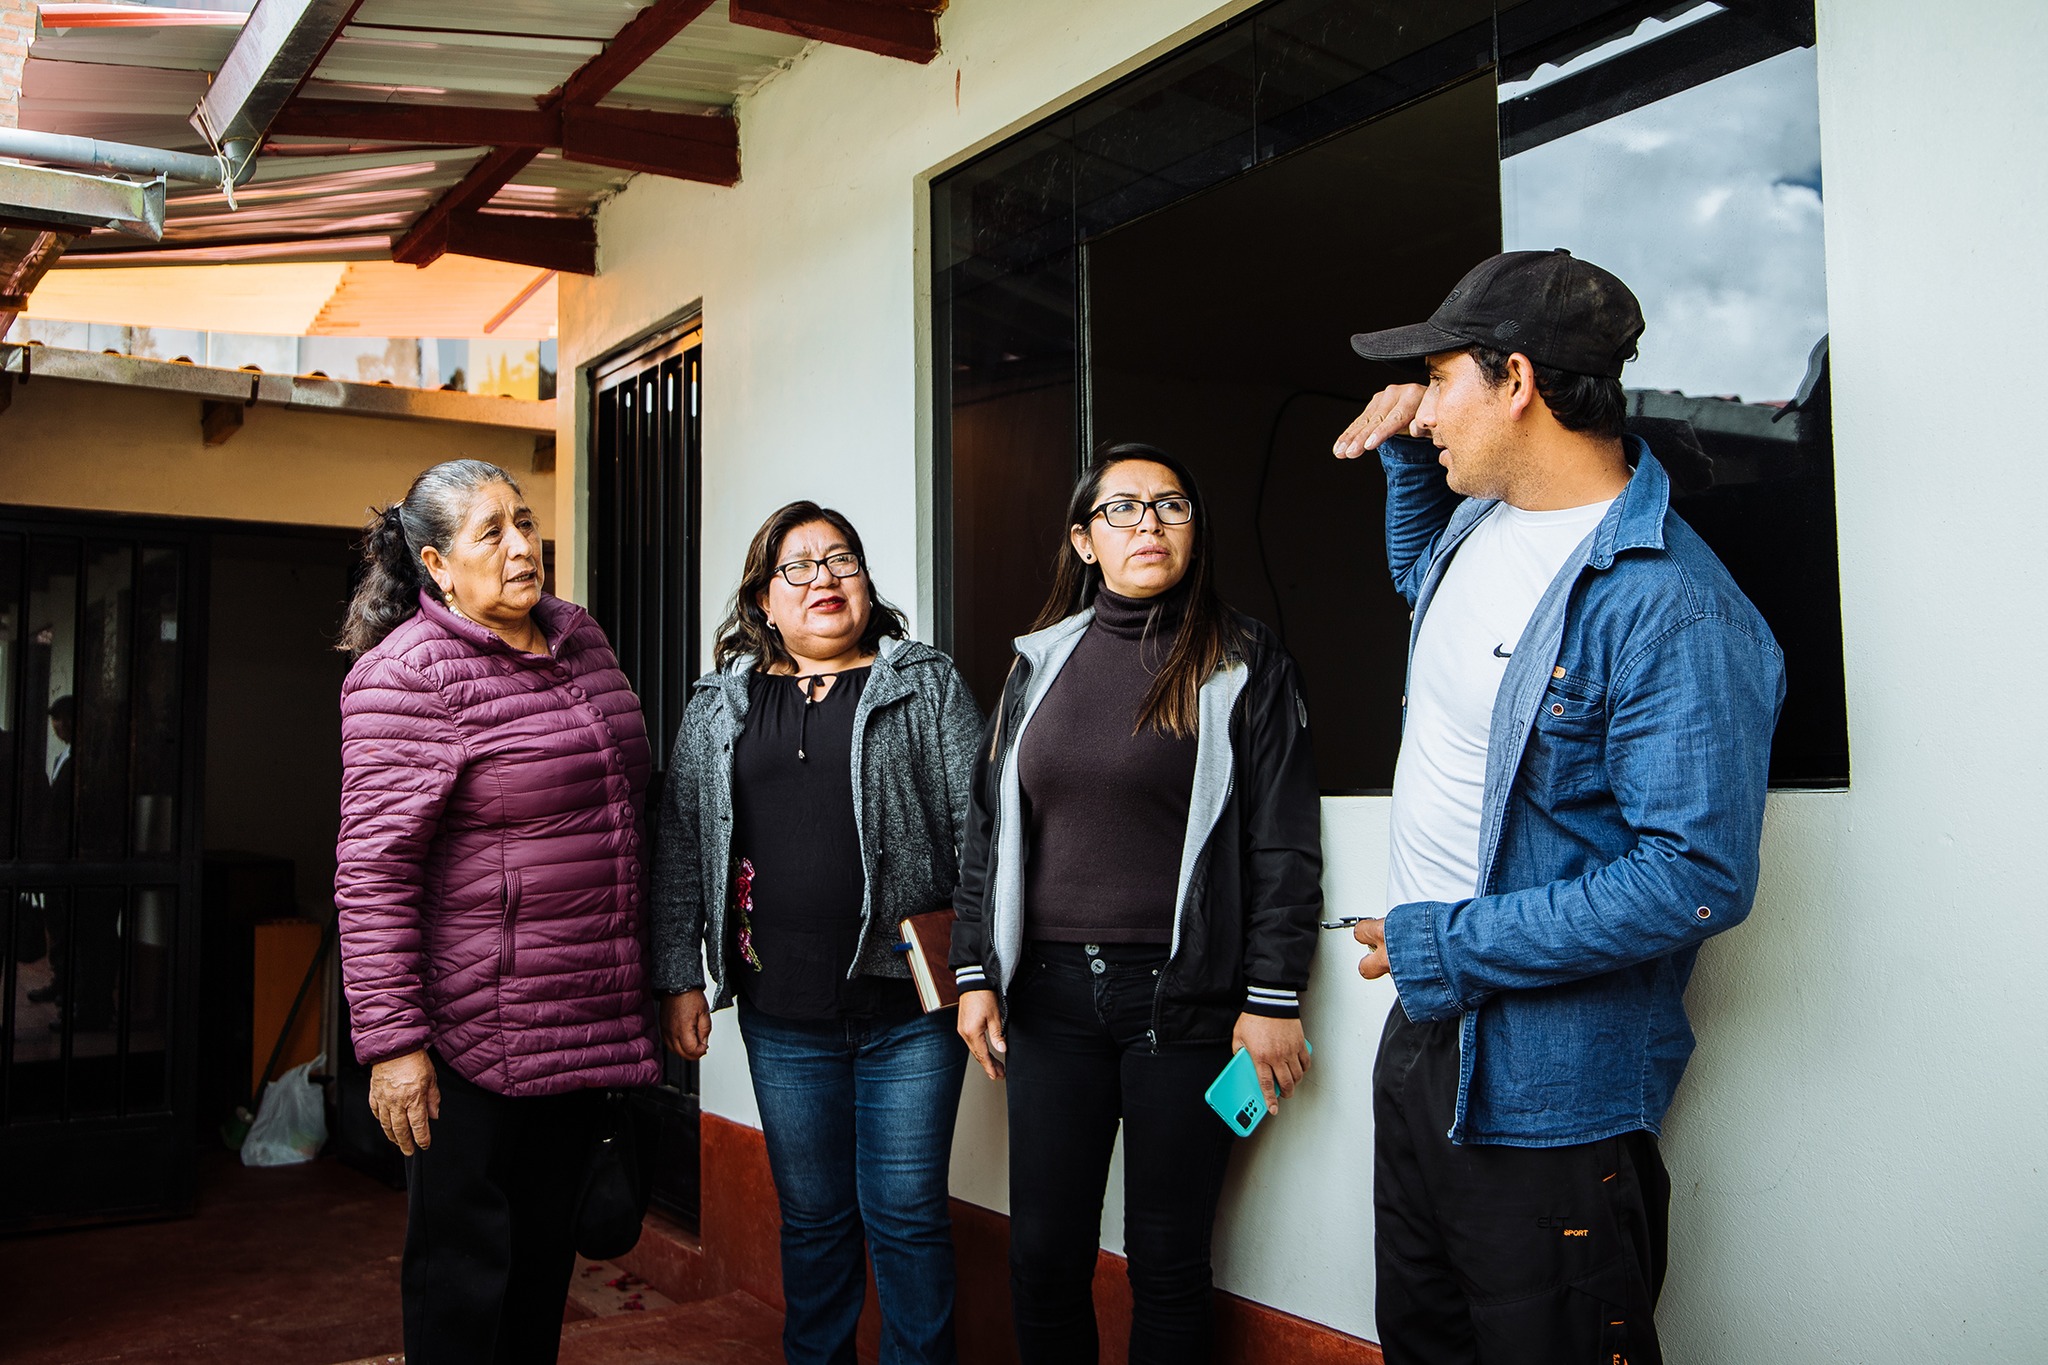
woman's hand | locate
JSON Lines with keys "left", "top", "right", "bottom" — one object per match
{"left": 1232, "top": 1013, "right": 1310, "bottom": 1114}
{"left": 368, "top": 1049, "right": 442, "bottom": 1155}
{"left": 662, "top": 989, "right": 713, "bottom": 1060}
{"left": 957, "top": 989, "right": 1006, "bottom": 1080}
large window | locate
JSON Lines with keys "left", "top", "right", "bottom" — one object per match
{"left": 932, "top": 0, "right": 1845, "bottom": 790}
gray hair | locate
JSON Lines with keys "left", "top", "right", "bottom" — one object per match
{"left": 339, "top": 459, "right": 524, "bottom": 656}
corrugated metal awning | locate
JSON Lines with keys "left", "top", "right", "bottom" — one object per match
{"left": 15, "top": 0, "right": 842, "bottom": 269}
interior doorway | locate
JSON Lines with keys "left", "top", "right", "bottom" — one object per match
{"left": 1, "top": 511, "right": 206, "bottom": 1227}
{"left": 0, "top": 510, "right": 368, "bottom": 1229}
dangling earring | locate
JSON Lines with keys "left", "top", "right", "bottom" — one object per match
{"left": 441, "top": 585, "right": 466, "bottom": 619}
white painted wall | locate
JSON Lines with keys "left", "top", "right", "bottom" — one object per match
{"left": 560, "top": 0, "right": 2048, "bottom": 1355}
{"left": 1649, "top": 3, "right": 2048, "bottom": 1359}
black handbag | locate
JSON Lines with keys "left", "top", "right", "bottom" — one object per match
{"left": 573, "top": 1092, "right": 652, "bottom": 1261}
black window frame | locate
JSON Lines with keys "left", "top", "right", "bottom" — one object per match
{"left": 931, "top": 0, "right": 1844, "bottom": 791}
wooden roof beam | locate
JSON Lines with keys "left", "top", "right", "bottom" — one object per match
{"left": 390, "top": 0, "right": 720, "bottom": 271}
{"left": 729, "top": 0, "right": 945, "bottom": 64}
{"left": 444, "top": 214, "right": 595, "bottom": 277}
{"left": 273, "top": 101, "right": 739, "bottom": 185}
{"left": 390, "top": 144, "right": 538, "bottom": 266}
{"left": 560, "top": 0, "right": 720, "bottom": 105}
{"left": 559, "top": 107, "right": 739, "bottom": 185}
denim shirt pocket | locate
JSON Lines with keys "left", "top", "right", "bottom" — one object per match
{"left": 1521, "top": 671, "right": 1608, "bottom": 805}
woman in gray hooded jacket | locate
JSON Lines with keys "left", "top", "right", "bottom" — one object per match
{"left": 650, "top": 500, "right": 984, "bottom": 1365}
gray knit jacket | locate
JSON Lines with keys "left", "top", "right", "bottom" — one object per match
{"left": 649, "top": 636, "right": 987, "bottom": 1007}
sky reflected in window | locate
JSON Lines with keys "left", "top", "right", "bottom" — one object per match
{"left": 1503, "top": 43, "right": 1825, "bottom": 404}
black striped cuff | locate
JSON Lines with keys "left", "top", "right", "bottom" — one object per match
{"left": 1244, "top": 983, "right": 1301, "bottom": 1019}
{"left": 954, "top": 965, "right": 990, "bottom": 991}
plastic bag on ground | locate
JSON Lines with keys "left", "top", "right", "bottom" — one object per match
{"left": 240, "top": 1055, "right": 328, "bottom": 1167}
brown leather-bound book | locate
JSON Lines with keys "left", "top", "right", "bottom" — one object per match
{"left": 898, "top": 909, "right": 959, "bottom": 1012}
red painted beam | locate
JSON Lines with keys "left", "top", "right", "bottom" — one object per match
{"left": 444, "top": 213, "right": 596, "bottom": 276}
{"left": 560, "top": 106, "right": 739, "bottom": 185}
{"left": 274, "top": 100, "right": 739, "bottom": 183}
{"left": 561, "top": 0, "right": 719, "bottom": 105}
{"left": 729, "top": 0, "right": 944, "bottom": 64}
{"left": 391, "top": 144, "right": 539, "bottom": 265}
{"left": 392, "top": 0, "right": 722, "bottom": 268}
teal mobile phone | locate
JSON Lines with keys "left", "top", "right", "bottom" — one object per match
{"left": 1203, "top": 1040, "right": 1311, "bottom": 1137}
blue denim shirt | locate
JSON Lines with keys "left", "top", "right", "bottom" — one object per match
{"left": 1378, "top": 435, "right": 1786, "bottom": 1146}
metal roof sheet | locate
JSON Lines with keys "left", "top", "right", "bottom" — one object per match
{"left": 30, "top": 15, "right": 239, "bottom": 72}
{"left": 14, "top": 0, "right": 811, "bottom": 266}
{"left": 349, "top": 0, "right": 652, "bottom": 45}
{"left": 315, "top": 28, "right": 600, "bottom": 99}
{"left": 19, "top": 58, "right": 214, "bottom": 149}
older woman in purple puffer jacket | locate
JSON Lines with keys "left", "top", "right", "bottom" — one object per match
{"left": 335, "top": 459, "right": 659, "bottom": 1365}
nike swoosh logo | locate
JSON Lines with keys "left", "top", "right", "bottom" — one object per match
{"left": 1493, "top": 643, "right": 1512, "bottom": 658}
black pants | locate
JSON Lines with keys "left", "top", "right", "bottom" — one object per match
{"left": 1004, "top": 942, "right": 1236, "bottom": 1365}
{"left": 402, "top": 1057, "right": 601, "bottom": 1365}
{"left": 1374, "top": 1006, "right": 1670, "bottom": 1365}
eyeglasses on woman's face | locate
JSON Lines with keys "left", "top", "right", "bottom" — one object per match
{"left": 1089, "top": 496, "right": 1194, "bottom": 529}
{"left": 773, "top": 551, "right": 864, "bottom": 587}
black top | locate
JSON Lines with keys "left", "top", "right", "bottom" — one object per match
{"left": 731, "top": 667, "right": 919, "bottom": 1023}
{"left": 1018, "top": 587, "right": 1199, "bottom": 944}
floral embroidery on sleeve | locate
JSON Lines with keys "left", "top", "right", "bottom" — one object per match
{"left": 734, "top": 856, "right": 762, "bottom": 971}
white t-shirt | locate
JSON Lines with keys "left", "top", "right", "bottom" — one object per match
{"left": 1386, "top": 498, "right": 1613, "bottom": 910}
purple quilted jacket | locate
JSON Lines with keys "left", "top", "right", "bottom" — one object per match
{"left": 335, "top": 591, "right": 660, "bottom": 1096}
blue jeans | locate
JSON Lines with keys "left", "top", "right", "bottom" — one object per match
{"left": 737, "top": 1000, "right": 968, "bottom": 1365}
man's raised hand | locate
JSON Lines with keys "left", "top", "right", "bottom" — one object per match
{"left": 1333, "top": 383, "right": 1428, "bottom": 459}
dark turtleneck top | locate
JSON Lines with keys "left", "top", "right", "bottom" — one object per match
{"left": 1018, "top": 586, "right": 1199, "bottom": 944}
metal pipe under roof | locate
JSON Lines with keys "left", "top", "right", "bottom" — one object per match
{"left": 0, "top": 127, "right": 246, "bottom": 188}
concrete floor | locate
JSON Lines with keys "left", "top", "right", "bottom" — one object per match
{"left": 0, "top": 1150, "right": 781, "bottom": 1365}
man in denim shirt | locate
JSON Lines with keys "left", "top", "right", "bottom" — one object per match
{"left": 1331, "top": 251, "right": 1785, "bottom": 1364}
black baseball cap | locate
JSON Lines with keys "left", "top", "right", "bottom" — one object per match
{"left": 1349, "top": 249, "right": 1645, "bottom": 379}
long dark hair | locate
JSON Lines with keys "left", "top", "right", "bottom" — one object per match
{"left": 1033, "top": 443, "right": 1243, "bottom": 738}
{"left": 712, "top": 501, "right": 909, "bottom": 672}
{"left": 339, "top": 459, "right": 522, "bottom": 657}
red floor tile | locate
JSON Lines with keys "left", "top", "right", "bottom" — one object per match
{"left": 556, "top": 1292, "right": 785, "bottom": 1365}
{"left": 0, "top": 1150, "right": 407, "bottom": 1365}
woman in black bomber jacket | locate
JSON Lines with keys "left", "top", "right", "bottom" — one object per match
{"left": 951, "top": 443, "right": 1324, "bottom": 1365}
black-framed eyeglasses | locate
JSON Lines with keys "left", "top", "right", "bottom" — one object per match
{"left": 773, "top": 551, "right": 864, "bottom": 586}
{"left": 1090, "top": 496, "right": 1194, "bottom": 529}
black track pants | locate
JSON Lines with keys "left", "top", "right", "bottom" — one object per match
{"left": 401, "top": 1057, "right": 600, "bottom": 1365}
{"left": 1373, "top": 1006, "right": 1670, "bottom": 1365}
